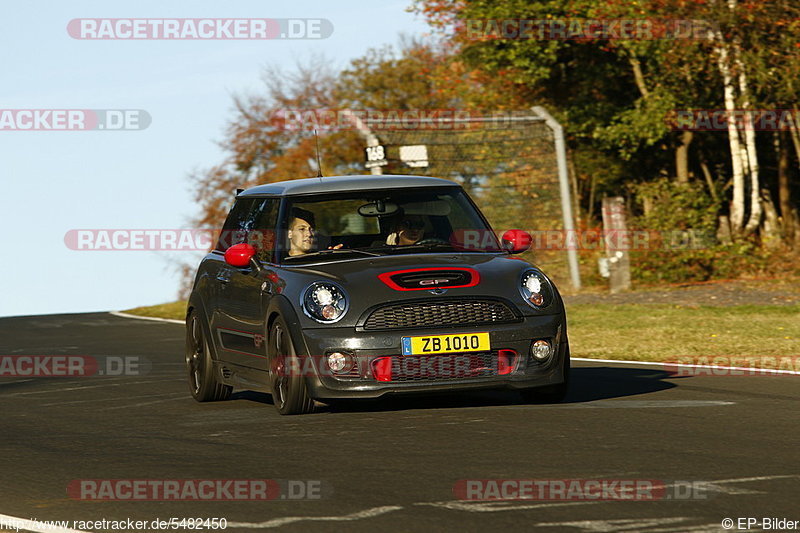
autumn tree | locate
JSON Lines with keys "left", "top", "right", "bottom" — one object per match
{"left": 413, "top": 0, "right": 800, "bottom": 247}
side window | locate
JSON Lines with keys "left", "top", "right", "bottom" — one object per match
{"left": 215, "top": 198, "right": 261, "bottom": 252}
{"left": 251, "top": 199, "right": 280, "bottom": 263}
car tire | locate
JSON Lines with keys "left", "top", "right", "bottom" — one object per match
{"left": 268, "top": 317, "right": 314, "bottom": 416}
{"left": 520, "top": 343, "right": 570, "bottom": 404}
{"left": 186, "top": 311, "right": 232, "bottom": 402}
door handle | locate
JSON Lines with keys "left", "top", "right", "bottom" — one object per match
{"left": 216, "top": 271, "right": 231, "bottom": 284}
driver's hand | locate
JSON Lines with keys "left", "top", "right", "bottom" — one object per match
{"left": 327, "top": 243, "right": 344, "bottom": 250}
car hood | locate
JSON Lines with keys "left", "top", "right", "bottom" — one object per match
{"left": 278, "top": 253, "right": 562, "bottom": 327}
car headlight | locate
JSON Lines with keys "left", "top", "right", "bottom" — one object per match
{"left": 302, "top": 282, "right": 349, "bottom": 323}
{"left": 519, "top": 269, "right": 553, "bottom": 308}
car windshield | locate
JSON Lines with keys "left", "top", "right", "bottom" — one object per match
{"left": 280, "top": 187, "right": 503, "bottom": 262}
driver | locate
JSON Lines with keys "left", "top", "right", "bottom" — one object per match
{"left": 287, "top": 207, "right": 316, "bottom": 256}
{"left": 287, "top": 207, "right": 344, "bottom": 256}
{"left": 386, "top": 215, "right": 425, "bottom": 246}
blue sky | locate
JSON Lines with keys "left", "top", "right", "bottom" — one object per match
{"left": 0, "top": 1, "right": 431, "bottom": 317}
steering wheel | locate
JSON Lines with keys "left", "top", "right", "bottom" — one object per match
{"left": 415, "top": 237, "right": 450, "bottom": 246}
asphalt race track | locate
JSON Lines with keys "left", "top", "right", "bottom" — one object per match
{"left": 1, "top": 312, "right": 798, "bottom": 533}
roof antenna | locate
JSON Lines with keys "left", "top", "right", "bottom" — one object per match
{"left": 314, "top": 129, "right": 323, "bottom": 178}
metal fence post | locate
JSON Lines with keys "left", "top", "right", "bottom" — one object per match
{"left": 531, "top": 106, "right": 582, "bottom": 290}
{"left": 341, "top": 109, "right": 383, "bottom": 175}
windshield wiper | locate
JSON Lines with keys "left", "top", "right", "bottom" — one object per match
{"left": 371, "top": 243, "right": 502, "bottom": 254}
{"left": 283, "top": 248, "right": 383, "bottom": 260}
{"left": 379, "top": 243, "right": 456, "bottom": 253}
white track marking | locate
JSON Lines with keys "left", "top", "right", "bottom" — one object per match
{"left": 0, "top": 513, "right": 87, "bottom": 533}
{"left": 710, "top": 474, "right": 800, "bottom": 484}
{"left": 0, "top": 379, "right": 35, "bottom": 385}
{"left": 572, "top": 357, "right": 800, "bottom": 375}
{"left": 580, "top": 400, "right": 735, "bottom": 408}
{"left": 696, "top": 483, "right": 761, "bottom": 495}
{"left": 643, "top": 524, "right": 724, "bottom": 533}
{"left": 109, "top": 311, "right": 183, "bottom": 325}
{"left": 511, "top": 400, "right": 735, "bottom": 409}
{"left": 648, "top": 479, "right": 765, "bottom": 496}
{"left": 227, "top": 505, "right": 404, "bottom": 528}
{"left": 533, "top": 517, "right": 696, "bottom": 532}
{"left": 419, "top": 500, "right": 601, "bottom": 512}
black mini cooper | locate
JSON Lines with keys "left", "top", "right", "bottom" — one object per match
{"left": 186, "top": 175, "right": 569, "bottom": 415}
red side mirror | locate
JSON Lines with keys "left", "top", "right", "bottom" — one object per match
{"left": 501, "top": 229, "right": 532, "bottom": 254}
{"left": 224, "top": 243, "right": 256, "bottom": 267}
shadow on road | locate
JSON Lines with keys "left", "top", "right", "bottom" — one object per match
{"left": 227, "top": 365, "right": 679, "bottom": 414}
{"left": 565, "top": 365, "right": 678, "bottom": 403}
{"left": 230, "top": 390, "right": 274, "bottom": 404}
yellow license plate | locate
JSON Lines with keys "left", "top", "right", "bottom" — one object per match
{"left": 401, "top": 332, "right": 490, "bottom": 356}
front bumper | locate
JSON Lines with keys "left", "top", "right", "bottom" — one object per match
{"left": 295, "top": 314, "right": 567, "bottom": 400}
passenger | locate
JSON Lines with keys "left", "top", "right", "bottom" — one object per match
{"left": 386, "top": 215, "right": 425, "bottom": 246}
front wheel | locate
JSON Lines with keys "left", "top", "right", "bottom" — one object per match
{"left": 186, "top": 311, "right": 232, "bottom": 402}
{"left": 267, "top": 317, "right": 314, "bottom": 415}
{"left": 520, "top": 343, "right": 570, "bottom": 404}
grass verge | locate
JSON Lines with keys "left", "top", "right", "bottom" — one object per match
{"left": 122, "top": 301, "right": 799, "bottom": 363}
{"left": 122, "top": 301, "right": 187, "bottom": 321}
{"left": 569, "top": 304, "right": 799, "bottom": 361}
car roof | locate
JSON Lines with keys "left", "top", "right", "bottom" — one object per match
{"left": 238, "top": 175, "right": 460, "bottom": 197}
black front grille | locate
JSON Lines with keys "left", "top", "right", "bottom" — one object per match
{"left": 385, "top": 351, "right": 510, "bottom": 382}
{"left": 362, "top": 299, "right": 517, "bottom": 330}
